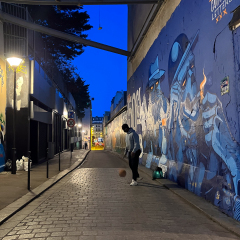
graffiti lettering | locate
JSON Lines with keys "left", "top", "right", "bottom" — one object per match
{"left": 211, "top": 0, "right": 232, "bottom": 23}
{"left": 8, "top": 59, "right": 27, "bottom": 75}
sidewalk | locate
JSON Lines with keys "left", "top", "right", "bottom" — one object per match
{"left": 107, "top": 150, "right": 240, "bottom": 238}
{"left": 0, "top": 149, "right": 90, "bottom": 225}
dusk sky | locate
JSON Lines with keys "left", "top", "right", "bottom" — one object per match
{"left": 73, "top": 5, "right": 128, "bottom": 117}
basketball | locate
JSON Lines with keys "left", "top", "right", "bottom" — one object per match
{"left": 119, "top": 169, "right": 126, "bottom": 177}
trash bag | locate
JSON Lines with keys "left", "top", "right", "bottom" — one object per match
{"left": 23, "top": 158, "right": 32, "bottom": 171}
{"left": 16, "top": 160, "right": 20, "bottom": 171}
{"left": 152, "top": 167, "right": 163, "bottom": 180}
{"left": 19, "top": 159, "right": 24, "bottom": 170}
{"left": 5, "top": 159, "right": 12, "bottom": 171}
{"left": 16, "top": 159, "right": 24, "bottom": 171}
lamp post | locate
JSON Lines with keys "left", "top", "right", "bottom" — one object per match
{"left": 6, "top": 57, "right": 23, "bottom": 174}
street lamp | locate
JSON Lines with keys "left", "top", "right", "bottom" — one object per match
{"left": 6, "top": 56, "right": 23, "bottom": 174}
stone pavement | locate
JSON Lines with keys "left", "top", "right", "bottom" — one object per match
{"left": 0, "top": 150, "right": 239, "bottom": 239}
{"left": 110, "top": 150, "right": 240, "bottom": 238}
{"left": 0, "top": 149, "right": 90, "bottom": 224}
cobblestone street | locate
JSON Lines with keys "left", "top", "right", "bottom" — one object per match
{"left": 0, "top": 151, "right": 239, "bottom": 240}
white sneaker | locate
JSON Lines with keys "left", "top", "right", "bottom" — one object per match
{"left": 130, "top": 180, "right": 138, "bottom": 186}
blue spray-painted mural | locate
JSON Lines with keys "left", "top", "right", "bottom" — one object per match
{"left": 126, "top": 0, "right": 240, "bottom": 220}
{"left": 0, "top": 59, "right": 6, "bottom": 172}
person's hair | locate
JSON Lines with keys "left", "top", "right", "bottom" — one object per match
{"left": 122, "top": 124, "right": 129, "bottom": 130}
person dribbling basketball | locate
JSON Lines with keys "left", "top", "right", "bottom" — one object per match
{"left": 122, "top": 124, "right": 141, "bottom": 186}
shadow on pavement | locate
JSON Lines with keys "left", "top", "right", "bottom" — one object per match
{"left": 163, "top": 184, "right": 182, "bottom": 189}
{"left": 137, "top": 182, "right": 166, "bottom": 189}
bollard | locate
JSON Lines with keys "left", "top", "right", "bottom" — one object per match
{"left": 27, "top": 151, "right": 31, "bottom": 190}
{"left": 70, "top": 143, "right": 73, "bottom": 160}
{"left": 11, "top": 148, "right": 16, "bottom": 174}
{"left": 59, "top": 146, "right": 61, "bottom": 171}
{"left": 46, "top": 148, "right": 49, "bottom": 178}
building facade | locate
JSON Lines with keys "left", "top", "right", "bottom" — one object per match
{"left": 0, "top": 3, "right": 82, "bottom": 169}
{"left": 91, "top": 116, "right": 103, "bottom": 150}
{"left": 110, "top": 91, "right": 127, "bottom": 119}
{"left": 103, "top": 111, "right": 110, "bottom": 128}
{"left": 82, "top": 107, "right": 92, "bottom": 150}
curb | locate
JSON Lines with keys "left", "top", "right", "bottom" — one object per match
{"left": 107, "top": 150, "right": 240, "bottom": 238}
{"left": 0, "top": 150, "right": 90, "bottom": 226}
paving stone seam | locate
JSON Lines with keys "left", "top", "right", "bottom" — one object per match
{"left": 106, "top": 149, "right": 240, "bottom": 238}
{"left": 0, "top": 150, "right": 90, "bottom": 226}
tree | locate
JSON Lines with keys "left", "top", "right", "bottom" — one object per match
{"left": 27, "top": 5, "right": 92, "bottom": 118}
{"left": 27, "top": 5, "right": 92, "bottom": 66}
{"left": 62, "top": 67, "right": 90, "bottom": 119}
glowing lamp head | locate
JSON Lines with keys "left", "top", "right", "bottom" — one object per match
{"left": 6, "top": 57, "right": 22, "bottom": 67}
{"left": 78, "top": 124, "right": 82, "bottom": 127}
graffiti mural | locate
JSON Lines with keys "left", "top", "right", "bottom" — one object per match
{"left": 99, "top": 0, "right": 240, "bottom": 220}
{"left": 126, "top": 0, "right": 240, "bottom": 220}
{"left": 0, "top": 59, "right": 6, "bottom": 172}
{"left": 104, "top": 111, "right": 127, "bottom": 155}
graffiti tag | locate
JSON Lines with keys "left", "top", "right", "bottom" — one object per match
{"left": 210, "top": 0, "right": 233, "bottom": 23}
{"left": 8, "top": 59, "right": 27, "bottom": 74}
